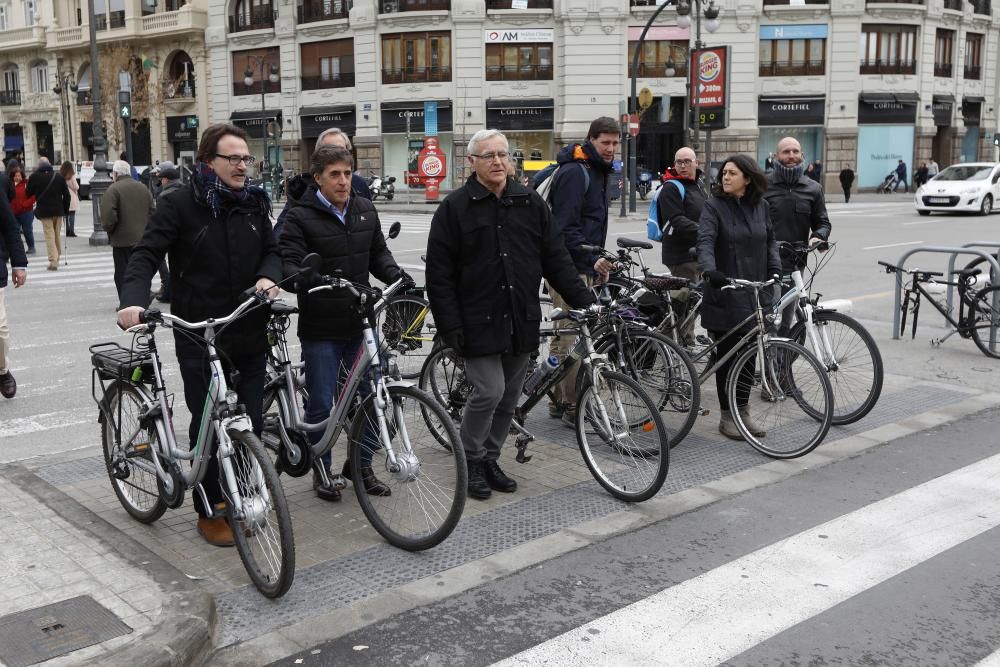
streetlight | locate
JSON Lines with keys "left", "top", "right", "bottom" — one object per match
{"left": 675, "top": 0, "right": 720, "bottom": 161}
{"left": 243, "top": 56, "right": 279, "bottom": 184}
{"left": 52, "top": 71, "right": 78, "bottom": 163}
{"left": 86, "top": 0, "right": 110, "bottom": 246}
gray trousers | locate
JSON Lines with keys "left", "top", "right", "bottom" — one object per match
{"left": 460, "top": 353, "right": 530, "bottom": 463}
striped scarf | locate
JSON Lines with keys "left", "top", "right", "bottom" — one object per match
{"left": 192, "top": 162, "right": 271, "bottom": 220}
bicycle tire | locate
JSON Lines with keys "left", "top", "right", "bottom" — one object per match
{"left": 789, "top": 310, "right": 884, "bottom": 425}
{"left": 727, "top": 339, "right": 833, "bottom": 459}
{"left": 576, "top": 370, "right": 669, "bottom": 502}
{"left": 349, "top": 385, "right": 467, "bottom": 551}
{"left": 588, "top": 327, "right": 700, "bottom": 447}
{"left": 969, "top": 285, "right": 1000, "bottom": 359}
{"left": 418, "top": 345, "right": 469, "bottom": 448}
{"left": 376, "top": 295, "right": 436, "bottom": 379}
{"left": 225, "top": 429, "right": 296, "bottom": 598}
{"left": 101, "top": 381, "right": 167, "bottom": 524}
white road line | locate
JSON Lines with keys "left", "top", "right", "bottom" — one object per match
{"left": 976, "top": 649, "right": 1000, "bottom": 666}
{"left": 493, "top": 452, "right": 1000, "bottom": 667}
{"left": 863, "top": 241, "right": 923, "bottom": 250}
{"left": 0, "top": 407, "right": 95, "bottom": 437}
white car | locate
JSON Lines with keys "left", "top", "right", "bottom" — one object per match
{"left": 914, "top": 162, "right": 1000, "bottom": 216}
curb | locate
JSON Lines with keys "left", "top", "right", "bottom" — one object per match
{"left": 3, "top": 464, "right": 216, "bottom": 667}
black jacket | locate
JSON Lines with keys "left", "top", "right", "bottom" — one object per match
{"left": 656, "top": 169, "right": 707, "bottom": 267}
{"left": 119, "top": 183, "right": 283, "bottom": 360}
{"left": 696, "top": 196, "right": 781, "bottom": 332}
{"left": 839, "top": 169, "right": 855, "bottom": 189}
{"left": 0, "top": 190, "right": 27, "bottom": 288}
{"left": 275, "top": 171, "right": 371, "bottom": 239}
{"left": 550, "top": 143, "right": 614, "bottom": 274}
{"left": 426, "top": 175, "right": 595, "bottom": 358}
{"left": 25, "top": 166, "right": 70, "bottom": 219}
{"left": 279, "top": 189, "right": 400, "bottom": 342}
{"left": 0, "top": 172, "right": 13, "bottom": 203}
{"left": 763, "top": 171, "right": 831, "bottom": 271}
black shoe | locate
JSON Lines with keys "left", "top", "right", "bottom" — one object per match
{"left": 0, "top": 371, "right": 15, "bottom": 399}
{"left": 342, "top": 459, "right": 392, "bottom": 497}
{"left": 312, "top": 468, "right": 342, "bottom": 502}
{"left": 66, "top": 232, "right": 77, "bottom": 237}
{"left": 483, "top": 459, "right": 517, "bottom": 493}
{"left": 466, "top": 460, "right": 492, "bottom": 500}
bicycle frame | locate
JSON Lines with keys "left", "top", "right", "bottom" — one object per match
{"left": 900, "top": 274, "right": 980, "bottom": 344}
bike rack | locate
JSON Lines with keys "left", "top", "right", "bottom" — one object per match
{"left": 887, "top": 246, "right": 1000, "bottom": 354}
{"left": 944, "top": 241, "right": 1000, "bottom": 313}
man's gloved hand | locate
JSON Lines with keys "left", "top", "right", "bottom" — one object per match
{"left": 704, "top": 270, "right": 729, "bottom": 288}
{"left": 399, "top": 269, "right": 415, "bottom": 287}
{"left": 440, "top": 330, "right": 464, "bottom": 356}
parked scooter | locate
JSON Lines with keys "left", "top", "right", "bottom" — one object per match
{"left": 368, "top": 173, "right": 397, "bottom": 201}
{"left": 637, "top": 168, "right": 654, "bottom": 199}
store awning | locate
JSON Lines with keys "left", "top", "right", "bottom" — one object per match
{"left": 759, "top": 95, "right": 825, "bottom": 103}
{"left": 964, "top": 95, "right": 986, "bottom": 103}
{"left": 893, "top": 93, "right": 920, "bottom": 104}
{"left": 381, "top": 100, "right": 452, "bottom": 111}
{"left": 230, "top": 109, "right": 281, "bottom": 121}
{"left": 933, "top": 94, "right": 956, "bottom": 104}
{"left": 299, "top": 105, "right": 354, "bottom": 117}
{"left": 859, "top": 92, "right": 919, "bottom": 104}
{"left": 486, "top": 98, "right": 555, "bottom": 110}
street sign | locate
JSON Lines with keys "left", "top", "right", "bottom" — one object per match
{"left": 120, "top": 104, "right": 131, "bottom": 118}
{"left": 629, "top": 113, "right": 640, "bottom": 137}
{"left": 638, "top": 87, "right": 653, "bottom": 111}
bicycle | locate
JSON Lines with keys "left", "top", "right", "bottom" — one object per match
{"left": 420, "top": 303, "right": 671, "bottom": 503}
{"left": 261, "top": 260, "right": 467, "bottom": 551}
{"left": 879, "top": 259, "right": 1000, "bottom": 358}
{"left": 91, "top": 294, "right": 295, "bottom": 598}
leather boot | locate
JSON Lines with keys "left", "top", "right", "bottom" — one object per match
{"left": 737, "top": 406, "right": 767, "bottom": 437}
{"left": 197, "top": 517, "right": 234, "bottom": 547}
{"left": 342, "top": 459, "right": 392, "bottom": 497}
{"left": 312, "top": 466, "right": 342, "bottom": 502}
{"left": 718, "top": 410, "right": 744, "bottom": 441}
{"left": 466, "top": 459, "right": 492, "bottom": 500}
{"left": 0, "top": 371, "right": 16, "bottom": 399}
{"left": 483, "top": 459, "right": 517, "bottom": 493}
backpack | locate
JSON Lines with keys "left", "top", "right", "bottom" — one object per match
{"left": 533, "top": 162, "right": 590, "bottom": 207}
{"left": 646, "top": 180, "right": 686, "bottom": 242}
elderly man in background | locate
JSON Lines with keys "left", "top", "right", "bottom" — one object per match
{"left": 101, "top": 159, "right": 155, "bottom": 299}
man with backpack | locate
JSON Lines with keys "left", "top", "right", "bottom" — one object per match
{"left": 655, "top": 146, "right": 707, "bottom": 346}
{"left": 544, "top": 116, "right": 620, "bottom": 427}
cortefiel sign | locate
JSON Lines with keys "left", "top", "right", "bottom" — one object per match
{"left": 484, "top": 29, "right": 554, "bottom": 43}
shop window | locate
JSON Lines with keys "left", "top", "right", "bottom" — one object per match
{"left": 859, "top": 24, "right": 917, "bottom": 75}
{"left": 232, "top": 47, "right": 281, "bottom": 96}
{"left": 934, "top": 29, "right": 954, "bottom": 77}
{"left": 627, "top": 40, "right": 688, "bottom": 79}
{"left": 301, "top": 38, "right": 355, "bottom": 89}
{"left": 30, "top": 61, "right": 48, "bottom": 93}
{"left": 758, "top": 38, "right": 825, "bottom": 77}
{"left": 964, "top": 32, "right": 983, "bottom": 80}
{"left": 381, "top": 31, "right": 451, "bottom": 84}
{"left": 231, "top": 0, "right": 274, "bottom": 32}
{"left": 485, "top": 43, "right": 553, "bottom": 81}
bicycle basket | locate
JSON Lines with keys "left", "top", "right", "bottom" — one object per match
{"left": 90, "top": 342, "right": 155, "bottom": 383}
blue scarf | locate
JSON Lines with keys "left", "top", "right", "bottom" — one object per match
{"left": 191, "top": 162, "right": 271, "bottom": 220}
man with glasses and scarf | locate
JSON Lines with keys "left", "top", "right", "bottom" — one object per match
{"left": 117, "top": 123, "right": 282, "bottom": 547}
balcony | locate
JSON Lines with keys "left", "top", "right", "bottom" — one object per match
{"left": 486, "top": 0, "right": 552, "bottom": 8}
{"left": 94, "top": 10, "right": 126, "bottom": 31}
{"left": 860, "top": 60, "right": 916, "bottom": 75}
{"left": 759, "top": 61, "right": 826, "bottom": 76}
{"left": 942, "top": 0, "right": 962, "bottom": 9}
{"left": 382, "top": 66, "right": 452, "bottom": 84}
{"left": 0, "top": 90, "right": 21, "bottom": 106}
{"left": 971, "top": 0, "right": 991, "bottom": 14}
{"left": 298, "top": 0, "right": 352, "bottom": 22}
{"left": 964, "top": 64, "right": 982, "bottom": 80}
{"left": 486, "top": 64, "right": 554, "bottom": 81}
{"left": 3, "top": 25, "right": 46, "bottom": 49}
{"left": 140, "top": 6, "right": 208, "bottom": 36}
{"left": 229, "top": 5, "right": 275, "bottom": 32}
{"left": 301, "top": 73, "right": 356, "bottom": 89}
{"left": 629, "top": 62, "right": 688, "bottom": 79}
{"left": 233, "top": 79, "right": 281, "bottom": 97}
{"left": 933, "top": 63, "right": 953, "bottom": 77}
{"left": 163, "top": 79, "right": 197, "bottom": 100}
{"left": 379, "top": 0, "right": 449, "bottom": 12}
{"left": 76, "top": 89, "right": 92, "bottom": 105}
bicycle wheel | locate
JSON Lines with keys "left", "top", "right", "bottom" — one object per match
{"left": 576, "top": 370, "right": 669, "bottom": 502}
{"left": 789, "top": 310, "right": 884, "bottom": 425}
{"left": 969, "top": 285, "right": 1000, "bottom": 359}
{"left": 727, "top": 339, "right": 833, "bottom": 459}
{"left": 419, "top": 345, "right": 469, "bottom": 430}
{"left": 591, "top": 328, "right": 699, "bottom": 447}
{"left": 377, "top": 295, "right": 436, "bottom": 379}
{"left": 101, "top": 381, "right": 167, "bottom": 524}
{"left": 349, "top": 385, "right": 467, "bottom": 551}
{"left": 224, "top": 429, "right": 295, "bottom": 598}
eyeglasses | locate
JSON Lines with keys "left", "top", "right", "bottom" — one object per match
{"left": 470, "top": 151, "right": 510, "bottom": 162}
{"left": 214, "top": 153, "right": 256, "bottom": 167}
{"left": 674, "top": 159, "right": 695, "bottom": 166}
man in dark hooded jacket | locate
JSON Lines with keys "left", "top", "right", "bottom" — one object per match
{"left": 546, "top": 116, "right": 620, "bottom": 426}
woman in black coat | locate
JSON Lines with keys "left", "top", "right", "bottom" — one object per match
{"left": 696, "top": 154, "right": 781, "bottom": 440}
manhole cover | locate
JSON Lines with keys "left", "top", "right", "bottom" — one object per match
{"left": 0, "top": 595, "right": 132, "bottom": 667}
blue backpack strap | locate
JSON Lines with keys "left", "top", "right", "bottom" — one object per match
{"left": 669, "top": 179, "right": 686, "bottom": 200}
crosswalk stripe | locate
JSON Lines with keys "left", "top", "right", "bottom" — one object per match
{"left": 493, "top": 452, "right": 1000, "bottom": 667}
{"left": 976, "top": 649, "right": 1000, "bottom": 666}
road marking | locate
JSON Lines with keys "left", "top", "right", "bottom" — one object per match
{"left": 903, "top": 219, "right": 940, "bottom": 226}
{"left": 0, "top": 407, "right": 95, "bottom": 437}
{"left": 493, "top": 452, "right": 1000, "bottom": 667}
{"left": 976, "top": 649, "right": 1000, "bottom": 666}
{"left": 863, "top": 241, "right": 923, "bottom": 250}
{"left": 847, "top": 289, "right": 895, "bottom": 302}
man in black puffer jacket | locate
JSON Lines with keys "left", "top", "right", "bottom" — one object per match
{"left": 279, "top": 145, "right": 402, "bottom": 502}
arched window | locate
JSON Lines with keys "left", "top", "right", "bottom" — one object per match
{"left": 2, "top": 64, "right": 19, "bottom": 92}
{"left": 232, "top": 0, "right": 272, "bottom": 31}
{"left": 77, "top": 63, "right": 91, "bottom": 91}
{"left": 30, "top": 60, "right": 48, "bottom": 93}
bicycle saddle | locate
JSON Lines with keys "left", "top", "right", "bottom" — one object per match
{"left": 643, "top": 275, "right": 690, "bottom": 291}
{"left": 617, "top": 238, "right": 654, "bottom": 250}
{"left": 270, "top": 301, "right": 299, "bottom": 316}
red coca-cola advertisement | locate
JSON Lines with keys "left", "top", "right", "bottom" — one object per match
{"left": 417, "top": 137, "right": 447, "bottom": 201}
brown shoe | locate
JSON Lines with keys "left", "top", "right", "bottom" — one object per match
{"left": 47, "top": 264, "right": 57, "bottom": 271}
{"left": 197, "top": 517, "right": 235, "bottom": 547}
{"left": 0, "top": 371, "right": 15, "bottom": 399}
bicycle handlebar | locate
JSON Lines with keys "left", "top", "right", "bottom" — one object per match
{"left": 133, "top": 290, "right": 268, "bottom": 334}
{"left": 877, "top": 261, "right": 944, "bottom": 278}
{"left": 720, "top": 276, "right": 780, "bottom": 291}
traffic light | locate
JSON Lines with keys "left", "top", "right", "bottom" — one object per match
{"left": 994, "top": 135, "right": 1000, "bottom": 147}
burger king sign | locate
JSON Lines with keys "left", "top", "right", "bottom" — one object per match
{"left": 690, "top": 45, "right": 729, "bottom": 110}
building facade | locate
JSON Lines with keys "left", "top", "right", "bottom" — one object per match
{"left": 0, "top": 0, "right": 209, "bottom": 170}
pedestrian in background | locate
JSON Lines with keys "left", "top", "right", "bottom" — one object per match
{"left": 61, "top": 161, "right": 80, "bottom": 237}
{"left": 839, "top": 164, "right": 855, "bottom": 203}
{"left": 914, "top": 162, "right": 929, "bottom": 190}
{"left": 0, "top": 181, "right": 28, "bottom": 399}
{"left": 25, "top": 157, "right": 70, "bottom": 271}
{"left": 927, "top": 158, "right": 940, "bottom": 179}
{"left": 101, "top": 160, "right": 154, "bottom": 297}
{"left": 894, "top": 159, "right": 908, "bottom": 193}
{"left": 7, "top": 164, "right": 34, "bottom": 255}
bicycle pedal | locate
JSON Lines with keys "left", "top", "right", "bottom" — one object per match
{"left": 698, "top": 407, "right": 711, "bottom": 416}
{"left": 329, "top": 474, "right": 348, "bottom": 490}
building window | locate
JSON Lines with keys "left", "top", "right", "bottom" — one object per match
{"left": 232, "top": 47, "right": 281, "bottom": 96}
{"left": 0, "top": 4, "right": 9, "bottom": 31}
{"left": 298, "top": 0, "right": 351, "bottom": 23}
{"left": 964, "top": 32, "right": 983, "bottom": 79}
{"left": 379, "top": 0, "right": 450, "bottom": 12}
{"left": 627, "top": 40, "right": 688, "bottom": 78}
{"left": 485, "top": 43, "right": 552, "bottom": 81}
{"left": 758, "top": 37, "right": 825, "bottom": 76}
{"left": 231, "top": 0, "right": 273, "bottom": 32}
{"left": 1, "top": 66, "right": 19, "bottom": 105}
{"left": 23, "top": 0, "right": 36, "bottom": 25}
{"left": 860, "top": 24, "right": 917, "bottom": 75}
{"left": 381, "top": 31, "right": 451, "bottom": 84}
{"left": 934, "top": 29, "right": 954, "bottom": 77}
{"left": 93, "top": 0, "right": 126, "bottom": 30}
{"left": 301, "top": 38, "right": 355, "bottom": 89}
{"left": 30, "top": 61, "right": 47, "bottom": 92}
